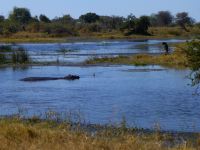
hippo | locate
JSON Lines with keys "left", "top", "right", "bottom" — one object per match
{"left": 20, "top": 74, "right": 80, "bottom": 82}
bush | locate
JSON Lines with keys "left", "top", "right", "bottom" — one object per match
{"left": 184, "top": 40, "right": 200, "bottom": 70}
{"left": 80, "top": 23, "right": 101, "bottom": 33}
{"left": 2, "top": 20, "right": 19, "bottom": 36}
{"left": 26, "top": 22, "right": 40, "bottom": 32}
{"left": 183, "top": 40, "right": 200, "bottom": 85}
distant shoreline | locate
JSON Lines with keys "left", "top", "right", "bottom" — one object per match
{"left": 0, "top": 35, "right": 189, "bottom": 44}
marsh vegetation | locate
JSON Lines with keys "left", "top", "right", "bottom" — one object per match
{"left": 0, "top": 112, "right": 199, "bottom": 150}
{"left": 0, "top": 45, "right": 30, "bottom": 65}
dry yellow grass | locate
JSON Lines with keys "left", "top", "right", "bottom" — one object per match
{"left": 149, "top": 27, "right": 200, "bottom": 37}
{"left": 0, "top": 117, "right": 199, "bottom": 150}
{"left": 86, "top": 44, "right": 188, "bottom": 68}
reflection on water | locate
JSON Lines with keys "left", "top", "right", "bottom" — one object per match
{"left": 0, "top": 65, "right": 199, "bottom": 132}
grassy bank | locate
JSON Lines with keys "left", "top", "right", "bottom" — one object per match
{"left": 0, "top": 27, "right": 198, "bottom": 43}
{"left": 0, "top": 116, "right": 199, "bottom": 150}
{"left": 86, "top": 44, "right": 188, "bottom": 68}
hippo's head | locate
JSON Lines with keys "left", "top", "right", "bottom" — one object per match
{"left": 63, "top": 74, "right": 80, "bottom": 80}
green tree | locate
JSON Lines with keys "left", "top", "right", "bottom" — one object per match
{"left": 122, "top": 14, "right": 136, "bottom": 31}
{"left": 175, "top": 12, "right": 194, "bottom": 31}
{"left": 52, "top": 15, "right": 74, "bottom": 25}
{"left": 0, "top": 15, "right": 5, "bottom": 22}
{"left": 155, "top": 11, "right": 173, "bottom": 26}
{"left": 2, "top": 20, "right": 19, "bottom": 35}
{"left": 31, "top": 16, "right": 39, "bottom": 23}
{"left": 134, "top": 16, "right": 150, "bottom": 34}
{"left": 9, "top": 7, "right": 32, "bottom": 25}
{"left": 39, "top": 14, "right": 51, "bottom": 23}
{"left": 79, "top": 13, "right": 100, "bottom": 23}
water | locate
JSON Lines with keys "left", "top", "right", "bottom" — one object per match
{"left": 3, "top": 39, "right": 185, "bottom": 63}
{"left": 1, "top": 39, "right": 199, "bottom": 132}
{"left": 0, "top": 65, "right": 199, "bottom": 132}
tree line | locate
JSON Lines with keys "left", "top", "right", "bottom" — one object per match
{"left": 0, "top": 7, "right": 198, "bottom": 37}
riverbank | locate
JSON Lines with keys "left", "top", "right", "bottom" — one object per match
{"left": 0, "top": 115, "right": 199, "bottom": 150}
{"left": 0, "top": 27, "right": 198, "bottom": 43}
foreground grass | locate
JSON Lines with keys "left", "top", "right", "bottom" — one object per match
{"left": 0, "top": 116, "right": 199, "bottom": 150}
{"left": 86, "top": 44, "right": 188, "bottom": 68}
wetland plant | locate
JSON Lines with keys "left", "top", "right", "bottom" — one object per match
{"left": 12, "top": 47, "right": 30, "bottom": 64}
{"left": 0, "top": 53, "right": 6, "bottom": 64}
{"left": 0, "top": 45, "right": 13, "bottom": 52}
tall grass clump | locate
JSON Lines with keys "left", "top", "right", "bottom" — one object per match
{"left": 0, "top": 53, "right": 6, "bottom": 64}
{"left": 12, "top": 47, "right": 30, "bottom": 64}
{"left": 0, "top": 45, "right": 13, "bottom": 52}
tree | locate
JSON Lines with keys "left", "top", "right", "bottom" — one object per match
{"left": 149, "top": 14, "right": 158, "bottom": 26}
{"left": 0, "top": 15, "right": 5, "bottom": 22}
{"left": 52, "top": 15, "right": 74, "bottom": 24}
{"left": 175, "top": 12, "right": 194, "bottom": 31}
{"left": 155, "top": 11, "right": 173, "bottom": 26}
{"left": 123, "top": 14, "right": 136, "bottom": 31}
{"left": 9, "top": 7, "right": 32, "bottom": 25}
{"left": 79, "top": 13, "right": 100, "bottom": 23}
{"left": 31, "top": 16, "right": 39, "bottom": 23}
{"left": 134, "top": 16, "right": 150, "bottom": 34}
{"left": 109, "top": 16, "right": 124, "bottom": 30}
{"left": 39, "top": 14, "right": 51, "bottom": 23}
{"left": 99, "top": 16, "right": 124, "bottom": 31}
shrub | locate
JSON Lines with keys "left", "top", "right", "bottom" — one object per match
{"left": 183, "top": 40, "right": 200, "bottom": 85}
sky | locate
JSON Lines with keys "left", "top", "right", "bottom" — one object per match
{"left": 0, "top": 0, "right": 200, "bottom": 21}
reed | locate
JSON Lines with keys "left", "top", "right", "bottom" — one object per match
{"left": 12, "top": 47, "right": 30, "bottom": 64}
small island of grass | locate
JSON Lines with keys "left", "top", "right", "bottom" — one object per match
{"left": 86, "top": 43, "right": 189, "bottom": 69}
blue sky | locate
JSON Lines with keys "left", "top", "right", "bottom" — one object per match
{"left": 0, "top": 0, "right": 199, "bottom": 21}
